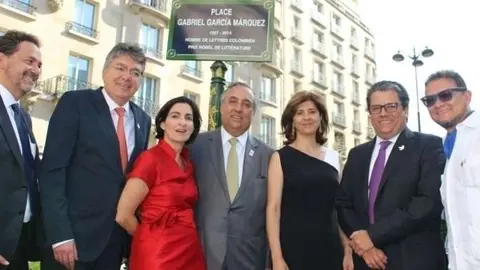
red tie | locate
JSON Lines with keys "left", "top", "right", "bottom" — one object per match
{"left": 115, "top": 107, "right": 128, "bottom": 171}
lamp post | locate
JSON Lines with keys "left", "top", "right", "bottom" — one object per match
{"left": 392, "top": 47, "right": 434, "bottom": 132}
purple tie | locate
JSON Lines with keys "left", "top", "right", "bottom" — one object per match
{"left": 368, "top": 140, "right": 391, "bottom": 224}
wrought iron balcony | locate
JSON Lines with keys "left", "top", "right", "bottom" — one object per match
{"left": 140, "top": 44, "right": 163, "bottom": 60}
{"left": 0, "top": 0, "right": 36, "bottom": 14}
{"left": 130, "top": 0, "right": 167, "bottom": 13}
{"left": 181, "top": 65, "right": 203, "bottom": 78}
{"left": 131, "top": 96, "right": 159, "bottom": 118}
{"left": 332, "top": 112, "right": 346, "bottom": 127}
{"left": 38, "top": 75, "right": 98, "bottom": 97}
{"left": 352, "top": 120, "right": 362, "bottom": 134}
{"left": 65, "top": 21, "right": 98, "bottom": 39}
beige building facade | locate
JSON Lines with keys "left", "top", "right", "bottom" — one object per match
{"left": 0, "top": 0, "right": 376, "bottom": 157}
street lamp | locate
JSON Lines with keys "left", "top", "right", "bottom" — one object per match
{"left": 392, "top": 47, "right": 434, "bottom": 132}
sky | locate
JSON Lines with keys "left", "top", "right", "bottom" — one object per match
{"left": 357, "top": 0, "right": 479, "bottom": 137}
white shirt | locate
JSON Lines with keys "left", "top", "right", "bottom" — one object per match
{"left": 441, "top": 111, "right": 480, "bottom": 270}
{"left": 368, "top": 132, "right": 400, "bottom": 186}
{"left": 53, "top": 90, "right": 136, "bottom": 248}
{"left": 221, "top": 127, "right": 248, "bottom": 185}
{"left": 0, "top": 84, "right": 36, "bottom": 223}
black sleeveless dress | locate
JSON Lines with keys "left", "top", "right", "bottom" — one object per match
{"left": 278, "top": 146, "right": 344, "bottom": 269}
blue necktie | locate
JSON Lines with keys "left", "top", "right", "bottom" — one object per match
{"left": 443, "top": 129, "right": 457, "bottom": 160}
{"left": 11, "top": 104, "right": 38, "bottom": 213}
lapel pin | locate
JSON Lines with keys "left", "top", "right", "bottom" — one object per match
{"left": 136, "top": 123, "right": 140, "bottom": 129}
{"left": 249, "top": 150, "right": 254, "bottom": 157}
{"left": 398, "top": 145, "right": 405, "bottom": 151}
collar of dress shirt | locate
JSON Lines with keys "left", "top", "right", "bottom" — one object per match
{"left": 220, "top": 126, "right": 248, "bottom": 147}
{"left": 102, "top": 89, "right": 130, "bottom": 117}
{"left": 0, "top": 83, "right": 19, "bottom": 109}
{"left": 374, "top": 129, "right": 401, "bottom": 147}
{"left": 457, "top": 110, "right": 478, "bottom": 130}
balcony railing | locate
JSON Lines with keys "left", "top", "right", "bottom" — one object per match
{"left": 38, "top": 75, "right": 98, "bottom": 96}
{"left": 130, "top": 0, "right": 167, "bottom": 12}
{"left": 65, "top": 21, "right": 98, "bottom": 39}
{"left": 312, "top": 41, "right": 326, "bottom": 55}
{"left": 332, "top": 112, "right": 346, "bottom": 127}
{"left": 352, "top": 120, "right": 362, "bottom": 133}
{"left": 311, "top": 11, "right": 326, "bottom": 26}
{"left": 0, "top": 0, "right": 36, "bottom": 14}
{"left": 259, "top": 90, "right": 276, "bottom": 104}
{"left": 131, "top": 96, "right": 159, "bottom": 118}
{"left": 181, "top": 65, "right": 202, "bottom": 78}
{"left": 334, "top": 141, "right": 347, "bottom": 157}
{"left": 331, "top": 83, "right": 345, "bottom": 96}
{"left": 259, "top": 133, "right": 276, "bottom": 148}
{"left": 291, "top": 60, "right": 302, "bottom": 74}
{"left": 140, "top": 44, "right": 163, "bottom": 59}
{"left": 352, "top": 91, "right": 360, "bottom": 104}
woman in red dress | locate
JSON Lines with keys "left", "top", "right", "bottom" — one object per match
{"left": 115, "top": 96, "right": 206, "bottom": 270}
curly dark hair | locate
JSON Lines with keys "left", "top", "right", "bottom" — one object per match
{"left": 281, "top": 91, "right": 329, "bottom": 146}
{"left": 154, "top": 96, "right": 202, "bottom": 145}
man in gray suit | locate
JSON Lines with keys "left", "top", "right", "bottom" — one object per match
{"left": 190, "top": 82, "right": 274, "bottom": 270}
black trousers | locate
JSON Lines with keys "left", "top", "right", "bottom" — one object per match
{"left": 42, "top": 224, "right": 124, "bottom": 270}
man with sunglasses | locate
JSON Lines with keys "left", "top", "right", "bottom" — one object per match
{"left": 424, "top": 70, "right": 479, "bottom": 270}
{"left": 337, "top": 80, "right": 447, "bottom": 270}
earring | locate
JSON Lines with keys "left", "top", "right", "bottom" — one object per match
{"left": 292, "top": 125, "right": 296, "bottom": 137}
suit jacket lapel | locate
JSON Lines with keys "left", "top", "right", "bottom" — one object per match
{"left": 91, "top": 89, "right": 121, "bottom": 170}
{"left": 234, "top": 136, "right": 258, "bottom": 202}
{"left": 362, "top": 139, "right": 376, "bottom": 212}
{"left": 208, "top": 130, "right": 229, "bottom": 202}
{"left": 377, "top": 128, "right": 414, "bottom": 195}
{"left": 0, "top": 95, "right": 23, "bottom": 170}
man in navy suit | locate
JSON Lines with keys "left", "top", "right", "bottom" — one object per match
{"left": 40, "top": 43, "right": 151, "bottom": 270}
{"left": 0, "top": 30, "right": 44, "bottom": 270}
{"left": 336, "top": 81, "right": 446, "bottom": 270}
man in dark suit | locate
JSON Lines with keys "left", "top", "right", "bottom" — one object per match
{"left": 0, "top": 30, "right": 43, "bottom": 270}
{"left": 39, "top": 43, "right": 151, "bottom": 270}
{"left": 336, "top": 80, "right": 447, "bottom": 270}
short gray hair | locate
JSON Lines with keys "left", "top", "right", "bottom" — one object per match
{"left": 103, "top": 42, "right": 146, "bottom": 73}
{"left": 221, "top": 81, "right": 257, "bottom": 111}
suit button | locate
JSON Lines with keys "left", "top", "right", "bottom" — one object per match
{"left": 21, "top": 186, "right": 27, "bottom": 190}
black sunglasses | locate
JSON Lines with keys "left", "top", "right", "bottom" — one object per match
{"left": 420, "top": 87, "right": 467, "bottom": 108}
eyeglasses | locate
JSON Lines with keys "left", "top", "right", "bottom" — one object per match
{"left": 420, "top": 87, "right": 467, "bottom": 108}
{"left": 368, "top": 102, "right": 399, "bottom": 115}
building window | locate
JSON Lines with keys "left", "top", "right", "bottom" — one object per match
{"left": 135, "top": 76, "right": 158, "bottom": 116}
{"left": 74, "top": 0, "right": 96, "bottom": 34}
{"left": 333, "top": 71, "right": 343, "bottom": 88}
{"left": 0, "top": 32, "right": 3, "bottom": 37}
{"left": 332, "top": 42, "right": 343, "bottom": 59}
{"left": 293, "top": 16, "right": 301, "bottom": 31}
{"left": 260, "top": 116, "right": 276, "bottom": 147}
{"left": 314, "top": 1, "right": 323, "bottom": 14}
{"left": 184, "top": 91, "right": 199, "bottom": 104}
{"left": 293, "top": 81, "right": 301, "bottom": 92}
{"left": 351, "top": 54, "right": 358, "bottom": 70}
{"left": 139, "top": 24, "right": 161, "bottom": 58}
{"left": 354, "top": 138, "right": 361, "bottom": 146}
{"left": 67, "top": 55, "right": 90, "bottom": 90}
{"left": 260, "top": 76, "right": 276, "bottom": 103}
{"left": 332, "top": 14, "right": 341, "bottom": 27}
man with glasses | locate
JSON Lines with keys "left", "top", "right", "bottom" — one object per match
{"left": 336, "top": 80, "right": 447, "bottom": 270}
{"left": 40, "top": 43, "right": 151, "bottom": 270}
{"left": 423, "top": 70, "right": 479, "bottom": 270}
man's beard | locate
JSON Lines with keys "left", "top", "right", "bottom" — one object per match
{"left": 436, "top": 111, "right": 469, "bottom": 130}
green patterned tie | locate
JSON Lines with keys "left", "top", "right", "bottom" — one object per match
{"left": 226, "top": 138, "right": 239, "bottom": 200}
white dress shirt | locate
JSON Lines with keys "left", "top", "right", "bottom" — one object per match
{"left": 53, "top": 90, "right": 136, "bottom": 248}
{"left": 0, "top": 84, "right": 36, "bottom": 223}
{"left": 221, "top": 127, "right": 248, "bottom": 185}
{"left": 441, "top": 111, "right": 480, "bottom": 270}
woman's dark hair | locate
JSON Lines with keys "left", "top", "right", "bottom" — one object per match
{"left": 281, "top": 91, "right": 329, "bottom": 146}
{"left": 154, "top": 96, "right": 202, "bottom": 145}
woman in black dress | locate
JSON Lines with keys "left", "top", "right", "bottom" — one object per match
{"left": 266, "top": 91, "right": 353, "bottom": 270}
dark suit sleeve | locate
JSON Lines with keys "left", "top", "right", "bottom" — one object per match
{"left": 336, "top": 148, "right": 364, "bottom": 236}
{"left": 144, "top": 115, "right": 151, "bottom": 150}
{"left": 367, "top": 136, "right": 445, "bottom": 247}
{"left": 39, "top": 92, "right": 79, "bottom": 245}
